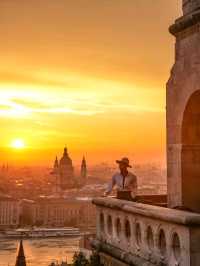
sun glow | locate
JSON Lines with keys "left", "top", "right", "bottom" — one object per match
{"left": 11, "top": 139, "right": 26, "bottom": 149}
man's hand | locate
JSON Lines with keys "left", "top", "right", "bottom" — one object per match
{"left": 103, "top": 191, "right": 109, "bottom": 197}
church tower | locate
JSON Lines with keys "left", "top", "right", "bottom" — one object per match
{"left": 53, "top": 156, "right": 59, "bottom": 174}
{"left": 81, "top": 156, "right": 87, "bottom": 181}
{"left": 52, "top": 156, "right": 61, "bottom": 194}
{"left": 15, "top": 240, "right": 26, "bottom": 266}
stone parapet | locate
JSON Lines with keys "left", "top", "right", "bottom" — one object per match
{"left": 93, "top": 197, "right": 200, "bottom": 225}
{"left": 93, "top": 197, "right": 200, "bottom": 266}
{"left": 169, "top": 10, "right": 200, "bottom": 36}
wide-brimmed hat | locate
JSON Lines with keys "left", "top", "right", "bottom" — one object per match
{"left": 116, "top": 157, "right": 132, "bottom": 168}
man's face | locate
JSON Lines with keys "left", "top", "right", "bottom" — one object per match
{"left": 119, "top": 163, "right": 128, "bottom": 172}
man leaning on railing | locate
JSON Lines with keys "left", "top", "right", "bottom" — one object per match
{"left": 104, "top": 157, "right": 138, "bottom": 201}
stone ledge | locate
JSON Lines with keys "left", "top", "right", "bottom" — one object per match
{"left": 169, "top": 10, "right": 200, "bottom": 36}
{"left": 92, "top": 197, "right": 200, "bottom": 226}
{"left": 92, "top": 239, "right": 156, "bottom": 266}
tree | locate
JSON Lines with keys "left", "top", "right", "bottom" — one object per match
{"left": 72, "top": 252, "right": 89, "bottom": 266}
{"left": 72, "top": 251, "right": 103, "bottom": 266}
{"left": 89, "top": 252, "right": 102, "bottom": 266}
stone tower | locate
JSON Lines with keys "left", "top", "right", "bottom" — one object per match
{"left": 53, "top": 156, "right": 61, "bottom": 194}
{"left": 81, "top": 156, "right": 87, "bottom": 181}
{"left": 53, "top": 156, "right": 59, "bottom": 174}
{"left": 167, "top": 0, "right": 200, "bottom": 212}
{"left": 15, "top": 240, "right": 26, "bottom": 266}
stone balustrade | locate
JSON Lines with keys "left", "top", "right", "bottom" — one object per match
{"left": 92, "top": 197, "right": 200, "bottom": 266}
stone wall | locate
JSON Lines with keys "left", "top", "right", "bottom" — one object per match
{"left": 183, "top": 0, "right": 200, "bottom": 15}
{"left": 93, "top": 197, "right": 200, "bottom": 266}
{"left": 167, "top": 5, "right": 200, "bottom": 212}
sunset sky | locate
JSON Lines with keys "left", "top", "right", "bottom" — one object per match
{"left": 0, "top": 0, "right": 181, "bottom": 166}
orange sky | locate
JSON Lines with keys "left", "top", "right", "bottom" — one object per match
{"left": 0, "top": 0, "right": 181, "bottom": 166}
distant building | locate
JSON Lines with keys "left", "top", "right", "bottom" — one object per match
{"left": 81, "top": 156, "right": 87, "bottom": 181}
{"left": 52, "top": 147, "right": 87, "bottom": 191}
{"left": 59, "top": 147, "right": 75, "bottom": 189}
{"left": 53, "top": 156, "right": 62, "bottom": 194}
{"left": 56, "top": 147, "right": 75, "bottom": 190}
{"left": 19, "top": 199, "right": 36, "bottom": 226}
{"left": 32, "top": 197, "right": 96, "bottom": 229}
{"left": 20, "top": 196, "right": 96, "bottom": 230}
{"left": 0, "top": 195, "right": 20, "bottom": 228}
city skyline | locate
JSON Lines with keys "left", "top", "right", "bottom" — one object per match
{"left": 0, "top": 1, "right": 181, "bottom": 165}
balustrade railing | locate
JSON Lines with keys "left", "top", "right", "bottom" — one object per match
{"left": 93, "top": 197, "right": 200, "bottom": 266}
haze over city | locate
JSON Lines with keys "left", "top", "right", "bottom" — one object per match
{"left": 0, "top": 1, "right": 182, "bottom": 166}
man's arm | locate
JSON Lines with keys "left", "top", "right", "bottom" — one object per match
{"left": 130, "top": 174, "right": 138, "bottom": 195}
{"left": 104, "top": 175, "right": 116, "bottom": 196}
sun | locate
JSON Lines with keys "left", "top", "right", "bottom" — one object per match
{"left": 11, "top": 139, "right": 26, "bottom": 149}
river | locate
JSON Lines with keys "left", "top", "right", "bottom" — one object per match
{"left": 0, "top": 237, "right": 80, "bottom": 266}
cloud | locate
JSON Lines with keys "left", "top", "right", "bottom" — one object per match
{"left": 0, "top": 70, "right": 164, "bottom": 119}
{"left": 0, "top": 71, "right": 80, "bottom": 89}
{"left": 0, "top": 98, "right": 31, "bottom": 118}
{"left": 0, "top": 96, "right": 104, "bottom": 118}
{"left": 0, "top": 93, "right": 164, "bottom": 121}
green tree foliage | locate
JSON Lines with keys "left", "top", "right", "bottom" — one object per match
{"left": 89, "top": 252, "right": 102, "bottom": 266}
{"left": 72, "top": 251, "right": 103, "bottom": 266}
{"left": 72, "top": 252, "right": 89, "bottom": 266}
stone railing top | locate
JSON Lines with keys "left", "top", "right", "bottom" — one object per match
{"left": 169, "top": 9, "right": 200, "bottom": 36}
{"left": 93, "top": 197, "right": 200, "bottom": 226}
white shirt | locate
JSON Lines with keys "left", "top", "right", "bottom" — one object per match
{"left": 106, "top": 171, "right": 138, "bottom": 196}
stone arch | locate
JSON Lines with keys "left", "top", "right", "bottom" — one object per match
{"left": 181, "top": 90, "right": 200, "bottom": 212}
{"left": 124, "top": 218, "right": 131, "bottom": 240}
{"left": 171, "top": 232, "right": 181, "bottom": 262}
{"left": 115, "top": 217, "right": 122, "bottom": 239}
{"left": 100, "top": 213, "right": 105, "bottom": 232}
{"left": 107, "top": 215, "right": 113, "bottom": 236}
{"left": 158, "top": 229, "right": 167, "bottom": 257}
{"left": 146, "top": 225, "right": 154, "bottom": 251}
{"left": 135, "top": 222, "right": 142, "bottom": 248}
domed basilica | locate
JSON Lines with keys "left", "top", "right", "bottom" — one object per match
{"left": 52, "top": 147, "right": 87, "bottom": 191}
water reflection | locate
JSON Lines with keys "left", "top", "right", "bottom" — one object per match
{"left": 0, "top": 237, "right": 80, "bottom": 266}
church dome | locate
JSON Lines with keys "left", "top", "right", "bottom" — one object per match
{"left": 60, "top": 147, "right": 73, "bottom": 166}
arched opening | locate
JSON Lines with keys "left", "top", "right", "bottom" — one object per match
{"left": 182, "top": 90, "right": 200, "bottom": 212}
{"left": 135, "top": 223, "right": 142, "bottom": 247}
{"left": 158, "top": 229, "right": 167, "bottom": 257}
{"left": 146, "top": 226, "right": 154, "bottom": 251}
{"left": 172, "top": 232, "right": 181, "bottom": 262}
{"left": 107, "top": 215, "right": 113, "bottom": 236}
{"left": 100, "top": 213, "right": 105, "bottom": 232}
{"left": 125, "top": 219, "right": 131, "bottom": 240}
{"left": 115, "top": 218, "right": 122, "bottom": 239}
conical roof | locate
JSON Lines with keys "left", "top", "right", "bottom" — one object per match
{"left": 81, "top": 156, "right": 86, "bottom": 167}
{"left": 54, "top": 156, "right": 59, "bottom": 168}
{"left": 15, "top": 240, "right": 26, "bottom": 266}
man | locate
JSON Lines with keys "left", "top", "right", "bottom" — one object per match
{"left": 104, "top": 157, "right": 137, "bottom": 199}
